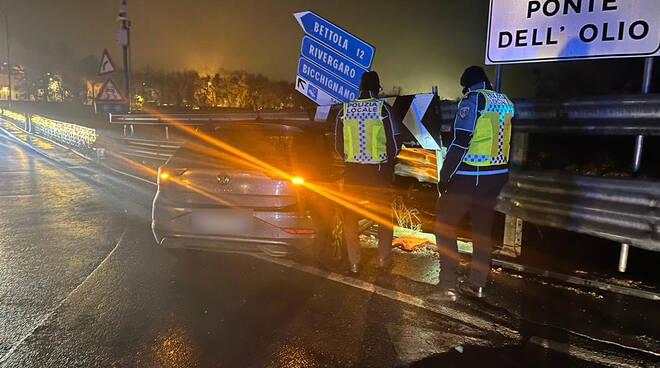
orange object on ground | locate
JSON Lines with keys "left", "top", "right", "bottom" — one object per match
{"left": 393, "top": 236, "right": 431, "bottom": 252}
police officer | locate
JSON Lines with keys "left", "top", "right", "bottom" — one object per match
{"left": 434, "top": 66, "right": 514, "bottom": 300}
{"left": 335, "top": 71, "right": 400, "bottom": 273}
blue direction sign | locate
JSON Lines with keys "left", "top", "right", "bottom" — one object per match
{"left": 297, "top": 57, "right": 359, "bottom": 102}
{"left": 294, "top": 11, "right": 375, "bottom": 69}
{"left": 301, "top": 36, "right": 367, "bottom": 88}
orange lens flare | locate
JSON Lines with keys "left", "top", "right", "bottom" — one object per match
{"left": 282, "top": 228, "right": 316, "bottom": 235}
{"left": 139, "top": 106, "right": 397, "bottom": 230}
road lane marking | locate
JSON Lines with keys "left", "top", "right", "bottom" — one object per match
{"left": 529, "top": 336, "right": 643, "bottom": 368}
{"left": 0, "top": 125, "right": 52, "bottom": 160}
{"left": 0, "top": 193, "right": 38, "bottom": 198}
{"left": 250, "top": 254, "right": 660, "bottom": 365}
{"left": 0, "top": 227, "right": 127, "bottom": 367}
{"left": 249, "top": 253, "right": 520, "bottom": 340}
{"left": 100, "top": 163, "right": 157, "bottom": 187}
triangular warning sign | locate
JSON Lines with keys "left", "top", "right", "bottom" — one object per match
{"left": 96, "top": 79, "right": 126, "bottom": 102}
{"left": 98, "top": 49, "right": 116, "bottom": 75}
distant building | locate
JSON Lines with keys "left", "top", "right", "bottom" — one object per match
{"left": 0, "top": 64, "right": 25, "bottom": 101}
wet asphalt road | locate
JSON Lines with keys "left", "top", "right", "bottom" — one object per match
{"left": 0, "top": 130, "right": 515, "bottom": 367}
{"left": 0, "top": 129, "right": 657, "bottom": 367}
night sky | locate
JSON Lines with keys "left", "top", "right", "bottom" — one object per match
{"left": 3, "top": 0, "right": 531, "bottom": 98}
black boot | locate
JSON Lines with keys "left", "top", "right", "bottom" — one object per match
{"left": 458, "top": 282, "right": 486, "bottom": 298}
{"left": 428, "top": 287, "right": 457, "bottom": 302}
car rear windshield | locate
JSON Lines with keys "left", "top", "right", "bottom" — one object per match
{"left": 169, "top": 123, "right": 337, "bottom": 179}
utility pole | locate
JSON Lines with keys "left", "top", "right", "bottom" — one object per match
{"left": 0, "top": 7, "right": 11, "bottom": 107}
{"left": 116, "top": 0, "right": 131, "bottom": 111}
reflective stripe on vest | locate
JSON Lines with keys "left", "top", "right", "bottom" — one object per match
{"left": 463, "top": 89, "right": 514, "bottom": 167}
{"left": 342, "top": 99, "right": 388, "bottom": 164}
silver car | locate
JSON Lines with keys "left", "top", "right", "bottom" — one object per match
{"left": 152, "top": 121, "right": 345, "bottom": 259}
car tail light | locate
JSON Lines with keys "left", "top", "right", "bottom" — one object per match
{"left": 157, "top": 166, "right": 187, "bottom": 185}
{"left": 282, "top": 228, "right": 316, "bottom": 235}
{"left": 263, "top": 171, "right": 305, "bottom": 183}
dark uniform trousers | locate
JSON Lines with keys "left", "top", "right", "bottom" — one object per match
{"left": 434, "top": 173, "right": 508, "bottom": 288}
{"left": 342, "top": 163, "right": 394, "bottom": 265}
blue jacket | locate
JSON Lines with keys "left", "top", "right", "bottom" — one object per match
{"left": 439, "top": 81, "right": 509, "bottom": 184}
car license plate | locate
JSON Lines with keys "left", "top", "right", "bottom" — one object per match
{"left": 192, "top": 209, "right": 252, "bottom": 234}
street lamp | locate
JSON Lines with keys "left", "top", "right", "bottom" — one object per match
{"left": 0, "top": 7, "right": 11, "bottom": 107}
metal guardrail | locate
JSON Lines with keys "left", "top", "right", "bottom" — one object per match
{"left": 497, "top": 171, "right": 660, "bottom": 252}
{"left": 1, "top": 109, "right": 27, "bottom": 123}
{"left": 512, "top": 94, "right": 660, "bottom": 135}
{"left": 490, "top": 95, "right": 660, "bottom": 255}
{"left": 108, "top": 111, "right": 319, "bottom": 142}
{"left": 438, "top": 94, "right": 660, "bottom": 135}
{"left": 107, "top": 137, "right": 181, "bottom": 163}
{"left": 30, "top": 115, "right": 98, "bottom": 155}
{"left": 1, "top": 109, "right": 98, "bottom": 156}
{"left": 111, "top": 94, "right": 660, "bottom": 135}
{"left": 109, "top": 111, "right": 314, "bottom": 124}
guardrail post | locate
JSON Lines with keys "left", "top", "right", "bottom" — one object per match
{"left": 130, "top": 124, "right": 134, "bottom": 136}
{"left": 633, "top": 135, "right": 644, "bottom": 174}
{"left": 95, "top": 148, "right": 105, "bottom": 163}
{"left": 510, "top": 131, "right": 528, "bottom": 167}
{"left": 165, "top": 126, "right": 169, "bottom": 140}
{"left": 24, "top": 113, "right": 31, "bottom": 132}
{"left": 501, "top": 217, "right": 523, "bottom": 258}
{"left": 501, "top": 131, "right": 528, "bottom": 258}
{"left": 123, "top": 124, "right": 127, "bottom": 137}
{"left": 618, "top": 243, "right": 630, "bottom": 273}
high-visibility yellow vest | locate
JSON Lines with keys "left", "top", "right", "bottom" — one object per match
{"left": 342, "top": 98, "right": 388, "bottom": 164}
{"left": 463, "top": 89, "right": 514, "bottom": 167}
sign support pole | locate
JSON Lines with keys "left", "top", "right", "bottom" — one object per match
{"left": 633, "top": 57, "right": 654, "bottom": 174}
{"left": 494, "top": 64, "right": 503, "bottom": 92}
{"left": 497, "top": 62, "right": 523, "bottom": 258}
{"left": 122, "top": 20, "right": 131, "bottom": 112}
{"left": 118, "top": 0, "right": 131, "bottom": 112}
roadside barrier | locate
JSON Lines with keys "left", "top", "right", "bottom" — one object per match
{"left": 30, "top": 115, "right": 97, "bottom": 156}
{"left": 1, "top": 108, "right": 98, "bottom": 157}
{"left": 108, "top": 136, "right": 181, "bottom": 163}
{"left": 497, "top": 170, "right": 660, "bottom": 252}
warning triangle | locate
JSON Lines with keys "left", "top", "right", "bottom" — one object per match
{"left": 96, "top": 79, "right": 126, "bottom": 102}
{"left": 98, "top": 49, "right": 116, "bottom": 75}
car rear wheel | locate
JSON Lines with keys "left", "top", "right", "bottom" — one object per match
{"left": 310, "top": 205, "right": 347, "bottom": 269}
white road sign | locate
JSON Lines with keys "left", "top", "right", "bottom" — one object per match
{"left": 98, "top": 49, "right": 116, "bottom": 75}
{"left": 295, "top": 76, "right": 337, "bottom": 106}
{"left": 96, "top": 79, "right": 126, "bottom": 102}
{"left": 486, "top": 0, "right": 660, "bottom": 64}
